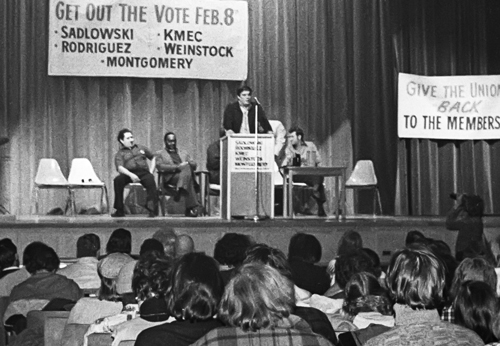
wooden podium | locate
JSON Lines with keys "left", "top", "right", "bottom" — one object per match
{"left": 221, "top": 134, "right": 274, "bottom": 220}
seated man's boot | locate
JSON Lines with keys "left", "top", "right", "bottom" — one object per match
{"left": 185, "top": 206, "right": 199, "bottom": 217}
{"left": 317, "top": 204, "right": 327, "bottom": 217}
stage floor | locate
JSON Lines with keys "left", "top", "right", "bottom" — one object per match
{"left": 1, "top": 214, "right": 499, "bottom": 264}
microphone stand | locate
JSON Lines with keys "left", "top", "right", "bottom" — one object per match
{"left": 253, "top": 98, "right": 260, "bottom": 222}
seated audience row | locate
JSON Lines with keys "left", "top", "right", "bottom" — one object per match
{"left": 2, "top": 228, "right": 500, "bottom": 346}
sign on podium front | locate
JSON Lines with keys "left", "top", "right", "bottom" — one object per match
{"left": 221, "top": 134, "right": 274, "bottom": 219}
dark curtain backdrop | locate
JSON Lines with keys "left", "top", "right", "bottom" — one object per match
{"left": 391, "top": 0, "right": 500, "bottom": 215}
{"left": 1, "top": 0, "right": 374, "bottom": 215}
{"left": 5, "top": 0, "right": 498, "bottom": 216}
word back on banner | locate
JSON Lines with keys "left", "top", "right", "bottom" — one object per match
{"left": 48, "top": 0, "right": 248, "bottom": 80}
{"left": 398, "top": 73, "right": 500, "bottom": 140}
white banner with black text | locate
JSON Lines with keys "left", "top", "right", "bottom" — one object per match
{"left": 48, "top": 0, "right": 248, "bottom": 80}
{"left": 398, "top": 73, "right": 500, "bottom": 140}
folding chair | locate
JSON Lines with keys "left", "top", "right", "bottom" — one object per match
{"left": 345, "top": 160, "right": 382, "bottom": 215}
{"left": 156, "top": 165, "right": 204, "bottom": 217}
{"left": 33, "top": 159, "right": 71, "bottom": 215}
{"left": 67, "top": 158, "right": 109, "bottom": 215}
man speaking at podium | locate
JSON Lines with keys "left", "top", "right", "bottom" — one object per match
{"left": 223, "top": 86, "right": 273, "bottom": 135}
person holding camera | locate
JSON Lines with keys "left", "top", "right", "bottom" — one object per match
{"left": 446, "top": 193, "right": 486, "bottom": 261}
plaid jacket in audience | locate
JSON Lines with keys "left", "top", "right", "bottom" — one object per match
{"left": 190, "top": 326, "right": 334, "bottom": 346}
{"left": 440, "top": 305, "right": 454, "bottom": 323}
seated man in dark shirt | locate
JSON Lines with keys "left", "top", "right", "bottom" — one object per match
{"left": 112, "top": 128, "right": 157, "bottom": 217}
{"left": 156, "top": 132, "right": 199, "bottom": 217}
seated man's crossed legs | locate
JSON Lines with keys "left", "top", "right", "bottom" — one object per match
{"left": 163, "top": 164, "right": 200, "bottom": 217}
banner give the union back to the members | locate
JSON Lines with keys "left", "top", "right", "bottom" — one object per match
{"left": 48, "top": 0, "right": 248, "bottom": 80}
{"left": 398, "top": 73, "right": 500, "bottom": 140}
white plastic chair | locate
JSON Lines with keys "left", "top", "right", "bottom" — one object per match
{"left": 345, "top": 160, "right": 382, "bottom": 215}
{"left": 33, "top": 158, "right": 70, "bottom": 215}
{"left": 67, "top": 158, "right": 109, "bottom": 215}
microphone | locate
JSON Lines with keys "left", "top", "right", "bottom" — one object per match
{"left": 254, "top": 97, "right": 261, "bottom": 105}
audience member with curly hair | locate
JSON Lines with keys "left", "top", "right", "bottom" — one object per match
{"left": 338, "top": 272, "right": 394, "bottom": 346}
{"left": 325, "top": 249, "right": 377, "bottom": 299}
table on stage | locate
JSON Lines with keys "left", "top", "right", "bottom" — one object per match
{"left": 282, "top": 166, "right": 347, "bottom": 220}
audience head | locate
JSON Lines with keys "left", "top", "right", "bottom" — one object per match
{"left": 106, "top": 228, "right": 132, "bottom": 255}
{"left": 76, "top": 233, "right": 100, "bottom": 258}
{"left": 454, "top": 280, "right": 499, "bottom": 344}
{"left": 175, "top": 234, "right": 195, "bottom": 258}
{"left": 97, "top": 252, "right": 134, "bottom": 301}
{"left": 426, "top": 239, "right": 457, "bottom": 301}
{"left": 0, "top": 238, "right": 18, "bottom": 269}
{"left": 152, "top": 228, "right": 177, "bottom": 258}
{"left": 214, "top": 233, "right": 252, "bottom": 267}
{"left": 219, "top": 263, "right": 295, "bottom": 332}
{"left": 132, "top": 254, "right": 172, "bottom": 302}
{"left": 288, "top": 233, "right": 322, "bottom": 264}
{"left": 337, "top": 230, "right": 363, "bottom": 257}
{"left": 335, "top": 250, "right": 377, "bottom": 289}
{"left": 139, "top": 238, "right": 165, "bottom": 258}
{"left": 243, "top": 244, "right": 292, "bottom": 280}
{"left": 405, "top": 230, "right": 429, "bottom": 247}
{"left": 342, "top": 272, "right": 393, "bottom": 320}
{"left": 386, "top": 245, "right": 445, "bottom": 310}
{"left": 23, "top": 242, "right": 60, "bottom": 274}
{"left": 449, "top": 257, "right": 497, "bottom": 302}
{"left": 169, "top": 253, "right": 223, "bottom": 321}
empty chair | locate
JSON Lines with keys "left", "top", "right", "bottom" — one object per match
{"left": 345, "top": 160, "right": 382, "bottom": 215}
{"left": 33, "top": 159, "right": 70, "bottom": 215}
{"left": 67, "top": 158, "right": 109, "bottom": 215}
